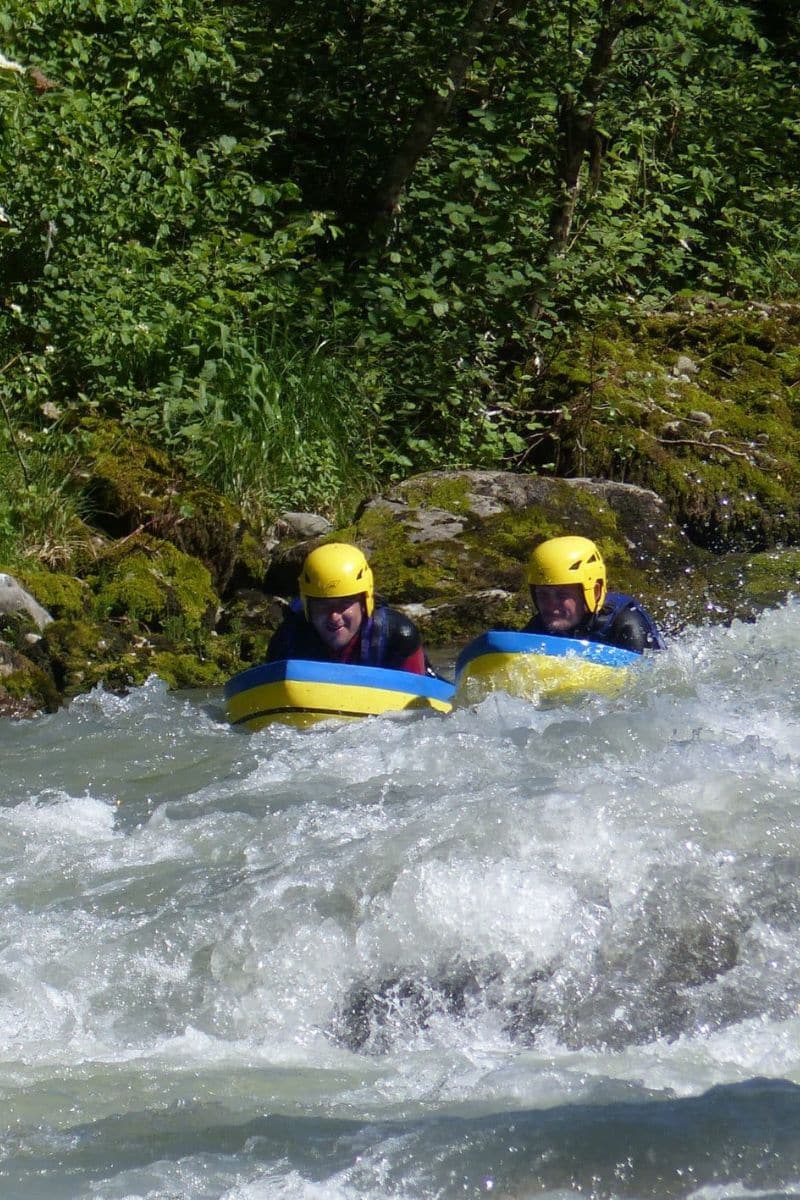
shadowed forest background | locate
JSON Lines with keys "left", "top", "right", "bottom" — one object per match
{"left": 1, "top": 0, "right": 799, "bottom": 565}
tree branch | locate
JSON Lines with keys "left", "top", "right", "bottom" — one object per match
{"left": 356, "top": 0, "right": 499, "bottom": 252}
{"left": 548, "top": 4, "right": 649, "bottom": 252}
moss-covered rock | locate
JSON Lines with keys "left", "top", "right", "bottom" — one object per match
{"left": 524, "top": 301, "right": 800, "bottom": 553}
{"left": 149, "top": 651, "right": 227, "bottom": 690}
{"left": 19, "top": 528, "right": 263, "bottom": 702}
{"left": 0, "top": 609, "right": 43, "bottom": 651}
{"left": 405, "top": 591, "right": 523, "bottom": 646}
{"left": 90, "top": 536, "right": 218, "bottom": 637}
{"left": 41, "top": 616, "right": 145, "bottom": 696}
{"left": 215, "top": 589, "right": 286, "bottom": 665}
{"left": 741, "top": 549, "right": 800, "bottom": 604}
{"left": 0, "top": 571, "right": 54, "bottom": 628}
{"left": 337, "top": 471, "right": 710, "bottom": 645}
{"left": 14, "top": 569, "right": 91, "bottom": 621}
{"left": 0, "top": 642, "right": 61, "bottom": 715}
{"left": 75, "top": 417, "right": 264, "bottom": 592}
{"left": 700, "top": 548, "right": 800, "bottom": 619}
{"left": 41, "top": 612, "right": 245, "bottom": 697}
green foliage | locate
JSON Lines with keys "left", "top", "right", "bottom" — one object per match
{"left": 0, "top": 406, "right": 90, "bottom": 567}
{"left": 0, "top": 0, "right": 798, "bottom": 555}
{"left": 151, "top": 323, "right": 384, "bottom": 520}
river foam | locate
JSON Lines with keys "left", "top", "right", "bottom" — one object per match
{"left": 1, "top": 603, "right": 800, "bottom": 1196}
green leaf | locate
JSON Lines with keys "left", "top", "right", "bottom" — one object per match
{"left": 500, "top": 145, "right": 529, "bottom": 163}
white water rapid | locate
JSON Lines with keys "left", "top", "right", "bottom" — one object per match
{"left": 2, "top": 601, "right": 800, "bottom": 1198}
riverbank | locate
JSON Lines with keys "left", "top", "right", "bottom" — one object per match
{"left": 2, "top": 302, "right": 799, "bottom": 719}
{"left": 1, "top": 465, "right": 798, "bottom": 720}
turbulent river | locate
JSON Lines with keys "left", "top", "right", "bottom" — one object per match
{"left": 3, "top": 600, "right": 800, "bottom": 1199}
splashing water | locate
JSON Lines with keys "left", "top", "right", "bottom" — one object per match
{"left": 2, "top": 605, "right": 800, "bottom": 1197}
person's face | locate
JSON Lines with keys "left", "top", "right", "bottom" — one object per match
{"left": 532, "top": 584, "right": 588, "bottom": 634}
{"left": 308, "top": 594, "right": 364, "bottom": 651}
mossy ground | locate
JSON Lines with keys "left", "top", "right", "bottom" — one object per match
{"left": 5, "top": 298, "right": 800, "bottom": 713}
{"left": 76, "top": 417, "right": 259, "bottom": 592}
{"left": 528, "top": 302, "right": 800, "bottom": 553}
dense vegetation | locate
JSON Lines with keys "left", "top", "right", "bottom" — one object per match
{"left": 1, "top": 0, "right": 799, "bottom": 566}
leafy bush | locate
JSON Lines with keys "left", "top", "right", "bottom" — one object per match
{"left": 154, "top": 323, "right": 385, "bottom": 521}
{"left": 0, "top": 0, "right": 798, "bottom": 559}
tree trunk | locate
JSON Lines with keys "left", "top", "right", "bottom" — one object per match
{"left": 356, "top": 0, "right": 499, "bottom": 253}
{"left": 548, "top": 11, "right": 623, "bottom": 253}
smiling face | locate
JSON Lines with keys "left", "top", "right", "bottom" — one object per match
{"left": 532, "top": 583, "right": 589, "bottom": 634}
{"left": 307, "top": 593, "right": 364, "bottom": 651}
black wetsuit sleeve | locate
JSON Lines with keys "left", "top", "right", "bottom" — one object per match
{"left": 265, "top": 619, "right": 295, "bottom": 662}
{"left": 383, "top": 608, "right": 423, "bottom": 667}
{"left": 607, "top": 605, "right": 658, "bottom": 653}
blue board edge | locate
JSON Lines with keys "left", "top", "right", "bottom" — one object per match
{"left": 455, "top": 630, "right": 640, "bottom": 679}
{"left": 224, "top": 658, "right": 455, "bottom": 703}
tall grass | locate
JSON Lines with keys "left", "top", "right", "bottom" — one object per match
{"left": 0, "top": 433, "right": 92, "bottom": 570}
{"left": 159, "top": 325, "right": 384, "bottom": 526}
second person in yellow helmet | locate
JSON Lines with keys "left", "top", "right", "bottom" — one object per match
{"left": 524, "top": 535, "right": 664, "bottom": 653}
{"left": 266, "top": 543, "right": 430, "bottom": 673}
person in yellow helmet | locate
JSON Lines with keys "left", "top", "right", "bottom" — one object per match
{"left": 266, "top": 542, "right": 429, "bottom": 673}
{"left": 524, "top": 535, "right": 664, "bottom": 653}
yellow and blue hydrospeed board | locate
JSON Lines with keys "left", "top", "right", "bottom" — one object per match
{"left": 225, "top": 659, "right": 455, "bottom": 731}
{"left": 455, "top": 630, "right": 639, "bottom": 704}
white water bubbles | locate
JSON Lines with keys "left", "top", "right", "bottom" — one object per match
{"left": 6, "top": 604, "right": 800, "bottom": 1185}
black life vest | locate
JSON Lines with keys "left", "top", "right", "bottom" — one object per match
{"left": 593, "top": 591, "right": 666, "bottom": 651}
{"left": 525, "top": 591, "right": 664, "bottom": 653}
{"left": 267, "top": 601, "right": 422, "bottom": 669}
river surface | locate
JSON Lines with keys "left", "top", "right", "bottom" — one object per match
{"left": 2, "top": 602, "right": 800, "bottom": 1199}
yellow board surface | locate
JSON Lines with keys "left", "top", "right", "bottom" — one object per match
{"left": 457, "top": 649, "right": 629, "bottom": 705}
{"left": 455, "top": 632, "right": 638, "bottom": 705}
{"left": 225, "top": 660, "right": 454, "bottom": 732}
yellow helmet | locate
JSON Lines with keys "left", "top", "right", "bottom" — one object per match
{"left": 527, "top": 536, "right": 607, "bottom": 614}
{"left": 299, "top": 543, "right": 375, "bottom": 618}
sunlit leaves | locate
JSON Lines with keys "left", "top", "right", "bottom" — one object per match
{"left": 0, "top": 0, "right": 798, "bottom": 527}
